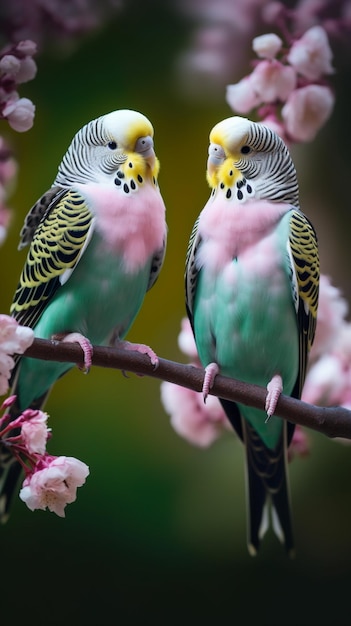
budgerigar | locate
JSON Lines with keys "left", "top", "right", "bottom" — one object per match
{"left": 185, "top": 116, "right": 319, "bottom": 556}
{"left": 0, "top": 109, "right": 167, "bottom": 521}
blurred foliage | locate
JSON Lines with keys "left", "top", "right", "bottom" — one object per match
{"left": 1, "top": 1, "right": 351, "bottom": 625}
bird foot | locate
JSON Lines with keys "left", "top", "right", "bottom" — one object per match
{"left": 55, "top": 332, "right": 93, "bottom": 373}
{"left": 203, "top": 362, "right": 219, "bottom": 403}
{"left": 116, "top": 340, "right": 159, "bottom": 372}
{"left": 265, "top": 374, "right": 283, "bottom": 421}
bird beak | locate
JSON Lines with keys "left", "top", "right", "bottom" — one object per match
{"left": 134, "top": 135, "right": 156, "bottom": 169}
{"left": 207, "top": 142, "right": 226, "bottom": 176}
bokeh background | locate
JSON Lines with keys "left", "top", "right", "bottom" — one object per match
{"left": 2, "top": 1, "right": 351, "bottom": 624}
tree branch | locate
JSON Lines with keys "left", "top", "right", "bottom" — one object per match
{"left": 23, "top": 338, "right": 351, "bottom": 440}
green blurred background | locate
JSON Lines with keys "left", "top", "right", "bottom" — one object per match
{"left": 2, "top": 2, "right": 351, "bottom": 624}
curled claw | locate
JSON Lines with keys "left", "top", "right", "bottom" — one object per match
{"left": 54, "top": 332, "right": 93, "bottom": 373}
{"left": 265, "top": 374, "right": 283, "bottom": 421}
{"left": 117, "top": 340, "right": 159, "bottom": 374}
{"left": 202, "top": 362, "right": 220, "bottom": 403}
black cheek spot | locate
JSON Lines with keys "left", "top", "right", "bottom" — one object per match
{"left": 123, "top": 183, "right": 130, "bottom": 193}
{"left": 226, "top": 189, "right": 232, "bottom": 199}
{"left": 117, "top": 171, "right": 125, "bottom": 179}
{"left": 237, "top": 189, "right": 243, "bottom": 201}
{"left": 128, "top": 162, "right": 133, "bottom": 168}
{"left": 130, "top": 179, "right": 136, "bottom": 190}
{"left": 220, "top": 182, "right": 225, "bottom": 189}
{"left": 114, "top": 178, "right": 121, "bottom": 186}
{"left": 237, "top": 180, "right": 244, "bottom": 189}
{"left": 247, "top": 184, "right": 252, "bottom": 194}
{"left": 137, "top": 174, "right": 143, "bottom": 183}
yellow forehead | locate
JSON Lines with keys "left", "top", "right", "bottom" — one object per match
{"left": 209, "top": 116, "right": 250, "bottom": 152}
{"left": 104, "top": 109, "right": 154, "bottom": 148}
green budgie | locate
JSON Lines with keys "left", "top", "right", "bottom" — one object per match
{"left": 0, "top": 109, "right": 167, "bottom": 521}
{"left": 185, "top": 116, "right": 319, "bottom": 556}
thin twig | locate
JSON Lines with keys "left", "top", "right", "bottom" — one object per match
{"left": 23, "top": 338, "right": 351, "bottom": 440}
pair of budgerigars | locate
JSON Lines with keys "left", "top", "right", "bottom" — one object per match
{"left": 0, "top": 109, "right": 319, "bottom": 556}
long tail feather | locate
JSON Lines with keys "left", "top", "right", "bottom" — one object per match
{"left": 243, "top": 419, "right": 295, "bottom": 557}
{"left": 219, "top": 399, "right": 294, "bottom": 556}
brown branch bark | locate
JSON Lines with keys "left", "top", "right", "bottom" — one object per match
{"left": 23, "top": 338, "right": 351, "bottom": 440}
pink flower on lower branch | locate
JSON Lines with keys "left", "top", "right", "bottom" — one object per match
{"left": 161, "top": 378, "right": 231, "bottom": 448}
{"left": 19, "top": 455, "right": 89, "bottom": 517}
{"left": 21, "top": 409, "right": 51, "bottom": 455}
{"left": 288, "top": 425, "right": 310, "bottom": 462}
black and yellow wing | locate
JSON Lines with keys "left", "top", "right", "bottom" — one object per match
{"left": 288, "top": 209, "right": 319, "bottom": 399}
{"left": 184, "top": 215, "right": 202, "bottom": 331}
{"left": 11, "top": 188, "right": 95, "bottom": 329}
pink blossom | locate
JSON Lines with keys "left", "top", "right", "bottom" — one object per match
{"left": 0, "top": 315, "right": 34, "bottom": 395}
{"left": 0, "top": 352, "right": 15, "bottom": 395}
{"left": 19, "top": 456, "right": 89, "bottom": 517}
{"left": 21, "top": 410, "right": 51, "bottom": 455}
{"left": 15, "top": 40, "right": 37, "bottom": 56}
{"left": 281, "top": 84, "right": 334, "bottom": 142}
{"left": 0, "top": 55, "right": 21, "bottom": 77}
{"left": 251, "top": 60, "right": 297, "bottom": 103}
{"left": 287, "top": 25, "right": 334, "bottom": 80}
{"left": 178, "top": 317, "right": 198, "bottom": 359}
{"left": 310, "top": 275, "right": 348, "bottom": 362}
{"left": 303, "top": 324, "right": 351, "bottom": 409}
{"left": 160, "top": 379, "right": 230, "bottom": 448}
{"left": 288, "top": 425, "right": 310, "bottom": 462}
{"left": 2, "top": 96, "right": 35, "bottom": 132}
{"left": 226, "top": 75, "right": 261, "bottom": 114}
{"left": 0, "top": 314, "right": 34, "bottom": 354}
{"left": 302, "top": 353, "right": 348, "bottom": 406}
{"left": 252, "top": 33, "right": 283, "bottom": 59}
{"left": 15, "top": 57, "right": 37, "bottom": 84}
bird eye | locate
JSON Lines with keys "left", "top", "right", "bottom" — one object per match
{"left": 108, "top": 141, "right": 117, "bottom": 150}
{"left": 240, "top": 145, "right": 251, "bottom": 155}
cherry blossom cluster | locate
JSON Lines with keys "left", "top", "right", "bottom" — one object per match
{"left": 0, "top": 39, "right": 37, "bottom": 242}
{"left": 0, "top": 397, "right": 89, "bottom": 517}
{"left": 226, "top": 26, "right": 335, "bottom": 143}
{"left": 0, "top": 314, "right": 89, "bottom": 516}
{"left": 177, "top": 0, "right": 351, "bottom": 96}
{"left": 0, "top": 40, "right": 37, "bottom": 133}
{"left": 302, "top": 276, "right": 351, "bottom": 417}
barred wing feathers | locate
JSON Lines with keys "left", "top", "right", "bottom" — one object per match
{"left": 288, "top": 209, "right": 319, "bottom": 399}
{"left": 185, "top": 215, "right": 201, "bottom": 329}
{"left": 10, "top": 189, "right": 95, "bottom": 329}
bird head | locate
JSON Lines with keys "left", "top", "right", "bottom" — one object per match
{"left": 206, "top": 116, "right": 299, "bottom": 207}
{"left": 54, "top": 109, "right": 159, "bottom": 187}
